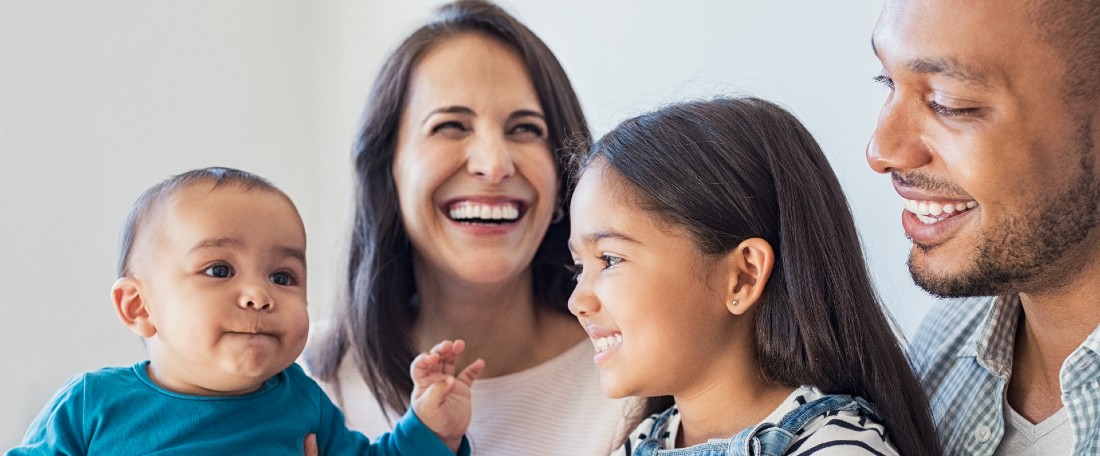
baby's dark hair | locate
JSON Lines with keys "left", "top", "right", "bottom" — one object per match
{"left": 116, "top": 167, "right": 282, "bottom": 278}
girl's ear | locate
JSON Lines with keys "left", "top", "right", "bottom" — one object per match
{"left": 112, "top": 277, "right": 157, "bottom": 338}
{"left": 723, "top": 238, "right": 775, "bottom": 316}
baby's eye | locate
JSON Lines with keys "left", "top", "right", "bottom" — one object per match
{"left": 270, "top": 271, "right": 296, "bottom": 286}
{"left": 203, "top": 264, "right": 233, "bottom": 278}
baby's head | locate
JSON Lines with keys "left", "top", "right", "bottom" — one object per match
{"left": 112, "top": 167, "right": 308, "bottom": 396}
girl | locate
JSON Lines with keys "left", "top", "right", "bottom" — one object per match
{"left": 568, "top": 98, "right": 940, "bottom": 455}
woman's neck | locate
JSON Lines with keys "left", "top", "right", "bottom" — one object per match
{"left": 411, "top": 263, "right": 584, "bottom": 378}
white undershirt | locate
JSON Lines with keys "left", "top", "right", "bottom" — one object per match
{"left": 993, "top": 400, "right": 1072, "bottom": 456}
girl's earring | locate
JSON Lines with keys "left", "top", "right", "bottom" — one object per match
{"left": 730, "top": 299, "right": 738, "bottom": 307}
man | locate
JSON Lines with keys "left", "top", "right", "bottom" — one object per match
{"left": 868, "top": 0, "right": 1100, "bottom": 454}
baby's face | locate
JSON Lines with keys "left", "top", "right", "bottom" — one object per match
{"left": 131, "top": 183, "right": 308, "bottom": 395}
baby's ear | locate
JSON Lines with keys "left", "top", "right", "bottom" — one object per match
{"left": 112, "top": 277, "right": 156, "bottom": 338}
{"left": 722, "top": 237, "right": 775, "bottom": 316}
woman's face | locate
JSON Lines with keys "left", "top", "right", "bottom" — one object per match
{"left": 392, "top": 33, "right": 558, "bottom": 287}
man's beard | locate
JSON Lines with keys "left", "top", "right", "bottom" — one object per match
{"left": 911, "top": 120, "right": 1099, "bottom": 297}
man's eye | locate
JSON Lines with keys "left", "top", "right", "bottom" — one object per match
{"left": 270, "top": 272, "right": 295, "bottom": 286}
{"left": 203, "top": 264, "right": 233, "bottom": 278}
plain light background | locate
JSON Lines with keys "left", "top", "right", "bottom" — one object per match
{"left": 0, "top": 0, "right": 937, "bottom": 448}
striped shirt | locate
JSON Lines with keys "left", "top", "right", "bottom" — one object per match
{"left": 616, "top": 386, "right": 897, "bottom": 455}
{"left": 908, "top": 296, "right": 1100, "bottom": 455}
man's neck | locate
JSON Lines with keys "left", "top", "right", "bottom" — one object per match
{"left": 1008, "top": 263, "right": 1100, "bottom": 423}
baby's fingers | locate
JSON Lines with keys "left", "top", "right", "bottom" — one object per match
{"left": 457, "top": 358, "right": 485, "bottom": 386}
{"left": 410, "top": 352, "right": 442, "bottom": 382}
{"left": 421, "top": 377, "right": 457, "bottom": 407}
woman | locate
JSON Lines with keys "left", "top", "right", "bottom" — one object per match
{"left": 306, "top": 1, "right": 632, "bottom": 454}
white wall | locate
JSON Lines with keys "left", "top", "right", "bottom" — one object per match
{"left": 1, "top": 0, "right": 936, "bottom": 448}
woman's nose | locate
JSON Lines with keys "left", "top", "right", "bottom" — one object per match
{"left": 466, "top": 134, "right": 516, "bottom": 183}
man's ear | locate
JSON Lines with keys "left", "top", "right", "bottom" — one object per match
{"left": 112, "top": 277, "right": 156, "bottom": 337}
{"left": 722, "top": 238, "right": 775, "bottom": 316}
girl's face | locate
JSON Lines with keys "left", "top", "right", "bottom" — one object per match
{"left": 568, "top": 164, "right": 742, "bottom": 399}
{"left": 392, "top": 32, "right": 558, "bottom": 287}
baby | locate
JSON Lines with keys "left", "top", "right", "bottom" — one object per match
{"left": 10, "top": 167, "right": 484, "bottom": 455}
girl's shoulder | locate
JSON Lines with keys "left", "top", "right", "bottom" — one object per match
{"left": 780, "top": 387, "right": 899, "bottom": 456}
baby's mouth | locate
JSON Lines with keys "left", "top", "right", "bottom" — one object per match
{"left": 903, "top": 198, "right": 978, "bottom": 224}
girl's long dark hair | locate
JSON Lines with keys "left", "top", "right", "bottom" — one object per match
{"left": 306, "top": 0, "right": 589, "bottom": 416}
{"left": 580, "top": 97, "right": 941, "bottom": 455}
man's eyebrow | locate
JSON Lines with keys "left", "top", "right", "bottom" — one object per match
{"left": 871, "top": 37, "right": 993, "bottom": 88}
{"left": 906, "top": 57, "right": 992, "bottom": 88}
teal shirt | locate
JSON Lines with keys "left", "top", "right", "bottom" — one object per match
{"left": 9, "top": 361, "right": 468, "bottom": 456}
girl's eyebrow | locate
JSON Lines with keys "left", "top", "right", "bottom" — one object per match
{"left": 568, "top": 230, "right": 642, "bottom": 254}
{"left": 584, "top": 230, "right": 643, "bottom": 246}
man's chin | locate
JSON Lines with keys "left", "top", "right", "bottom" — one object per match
{"left": 908, "top": 251, "right": 1006, "bottom": 298}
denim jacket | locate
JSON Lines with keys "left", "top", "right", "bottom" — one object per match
{"left": 623, "top": 388, "right": 894, "bottom": 456}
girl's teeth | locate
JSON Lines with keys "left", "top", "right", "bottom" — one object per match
{"left": 593, "top": 333, "right": 623, "bottom": 353}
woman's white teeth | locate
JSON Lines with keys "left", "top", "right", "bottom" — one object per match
{"left": 448, "top": 202, "right": 520, "bottom": 221}
{"left": 904, "top": 198, "right": 978, "bottom": 224}
{"left": 593, "top": 333, "right": 623, "bottom": 353}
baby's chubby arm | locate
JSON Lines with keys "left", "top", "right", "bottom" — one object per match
{"left": 410, "top": 340, "right": 485, "bottom": 453}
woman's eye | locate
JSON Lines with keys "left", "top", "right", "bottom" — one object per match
{"left": 203, "top": 264, "right": 233, "bottom": 278}
{"left": 510, "top": 123, "right": 545, "bottom": 138}
{"left": 432, "top": 121, "right": 468, "bottom": 135}
{"left": 270, "top": 272, "right": 295, "bottom": 286}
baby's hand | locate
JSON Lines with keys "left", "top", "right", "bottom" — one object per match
{"left": 410, "top": 339, "right": 485, "bottom": 453}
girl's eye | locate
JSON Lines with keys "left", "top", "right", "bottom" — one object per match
{"left": 599, "top": 254, "right": 623, "bottom": 269}
{"left": 270, "top": 272, "right": 296, "bottom": 286}
{"left": 203, "top": 264, "right": 233, "bottom": 278}
{"left": 564, "top": 263, "right": 582, "bottom": 281}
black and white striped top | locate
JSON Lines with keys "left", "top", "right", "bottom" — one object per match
{"left": 615, "top": 386, "right": 898, "bottom": 455}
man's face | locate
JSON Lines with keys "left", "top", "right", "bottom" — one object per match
{"left": 868, "top": 0, "right": 1099, "bottom": 297}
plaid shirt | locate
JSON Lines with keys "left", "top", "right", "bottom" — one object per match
{"left": 909, "top": 296, "right": 1100, "bottom": 455}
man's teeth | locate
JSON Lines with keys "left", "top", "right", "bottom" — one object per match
{"left": 448, "top": 202, "right": 520, "bottom": 221}
{"left": 593, "top": 333, "right": 623, "bottom": 353}
{"left": 904, "top": 198, "right": 978, "bottom": 224}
